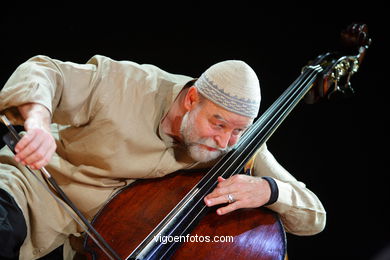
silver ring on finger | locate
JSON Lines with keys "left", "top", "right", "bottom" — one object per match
{"left": 227, "top": 194, "right": 235, "bottom": 203}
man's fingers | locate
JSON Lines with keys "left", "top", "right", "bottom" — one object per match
{"left": 14, "top": 131, "right": 42, "bottom": 162}
{"left": 14, "top": 131, "right": 36, "bottom": 153}
{"left": 21, "top": 140, "right": 50, "bottom": 167}
{"left": 216, "top": 201, "right": 242, "bottom": 215}
{"left": 204, "top": 192, "right": 241, "bottom": 214}
{"left": 205, "top": 184, "right": 234, "bottom": 200}
{"left": 14, "top": 128, "right": 56, "bottom": 168}
{"left": 30, "top": 139, "right": 57, "bottom": 169}
{"left": 30, "top": 156, "right": 50, "bottom": 170}
{"left": 205, "top": 193, "right": 231, "bottom": 207}
{"left": 205, "top": 174, "right": 268, "bottom": 214}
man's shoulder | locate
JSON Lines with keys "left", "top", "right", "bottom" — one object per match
{"left": 87, "top": 55, "right": 192, "bottom": 83}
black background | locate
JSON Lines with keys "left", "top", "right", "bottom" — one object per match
{"left": 0, "top": 2, "right": 388, "bottom": 260}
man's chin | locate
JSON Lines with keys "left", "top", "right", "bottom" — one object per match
{"left": 188, "top": 145, "right": 222, "bottom": 163}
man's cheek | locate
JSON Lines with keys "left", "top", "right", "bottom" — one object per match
{"left": 228, "top": 136, "right": 239, "bottom": 147}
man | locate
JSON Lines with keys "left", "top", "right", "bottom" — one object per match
{"left": 0, "top": 55, "right": 326, "bottom": 259}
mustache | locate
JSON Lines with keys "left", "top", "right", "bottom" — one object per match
{"left": 190, "top": 138, "right": 234, "bottom": 153}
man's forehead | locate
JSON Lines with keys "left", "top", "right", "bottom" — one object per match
{"left": 211, "top": 113, "right": 253, "bottom": 129}
{"left": 201, "top": 98, "right": 253, "bottom": 126}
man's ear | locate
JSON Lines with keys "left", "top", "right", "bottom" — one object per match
{"left": 183, "top": 86, "right": 201, "bottom": 111}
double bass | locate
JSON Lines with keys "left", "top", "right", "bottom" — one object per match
{"left": 81, "top": 23, "right": 371, "bottom": 259}
{"left": 0, "top": 23, "right": 371, "bottom": 260}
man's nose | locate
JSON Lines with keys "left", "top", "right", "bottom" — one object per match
{"left": 214, "top": 132, "right": 231, "bottom": 149}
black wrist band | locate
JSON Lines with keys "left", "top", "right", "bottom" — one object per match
{"left": 261, "top": 176, "right": 279, "bottom": 206}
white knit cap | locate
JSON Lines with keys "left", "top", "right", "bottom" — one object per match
{"left": 194, "top": 60, "right": 261, "bottom": 118}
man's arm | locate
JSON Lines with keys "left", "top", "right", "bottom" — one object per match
{"left": 252, "top": 144, "right": 326, "bottom": 235}
{"left": 0, "top": 55, "right": 100, "bottom": 128}
{"left": 204, "top": 143, "right": 326, "bottom": 236}
{"left": 0, "top": 55, "right": 107, "bottom": 168}
{"left": 14, "top": 103, "right": 56, "bottom": 169}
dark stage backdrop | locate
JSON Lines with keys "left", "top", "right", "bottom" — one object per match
{"left": 0, "top": 3, "right": 387, "bottom": 260}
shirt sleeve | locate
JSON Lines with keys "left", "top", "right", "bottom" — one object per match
{"left": 252, "top": 143, "right": 326, "bottom": 236}
{"left": 0, "top": 55, "right": 101, "bottom": 126}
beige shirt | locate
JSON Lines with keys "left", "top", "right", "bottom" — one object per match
{"left": 0, "top": 55, "right": 325, "bottom": 255}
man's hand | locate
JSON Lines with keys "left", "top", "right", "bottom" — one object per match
{"left": 14, "top": 103, "right": 56, "bottom": 170}
{"left": 204, "top": 174, "right": 271, "bottom": 215}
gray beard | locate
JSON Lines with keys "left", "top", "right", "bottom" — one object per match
{"left": 180, "top": 111, "right": 233, "bottom": 163}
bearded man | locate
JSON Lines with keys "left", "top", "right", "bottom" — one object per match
{"left": 0, "top": 55, "right": 325, "bottom": 259}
